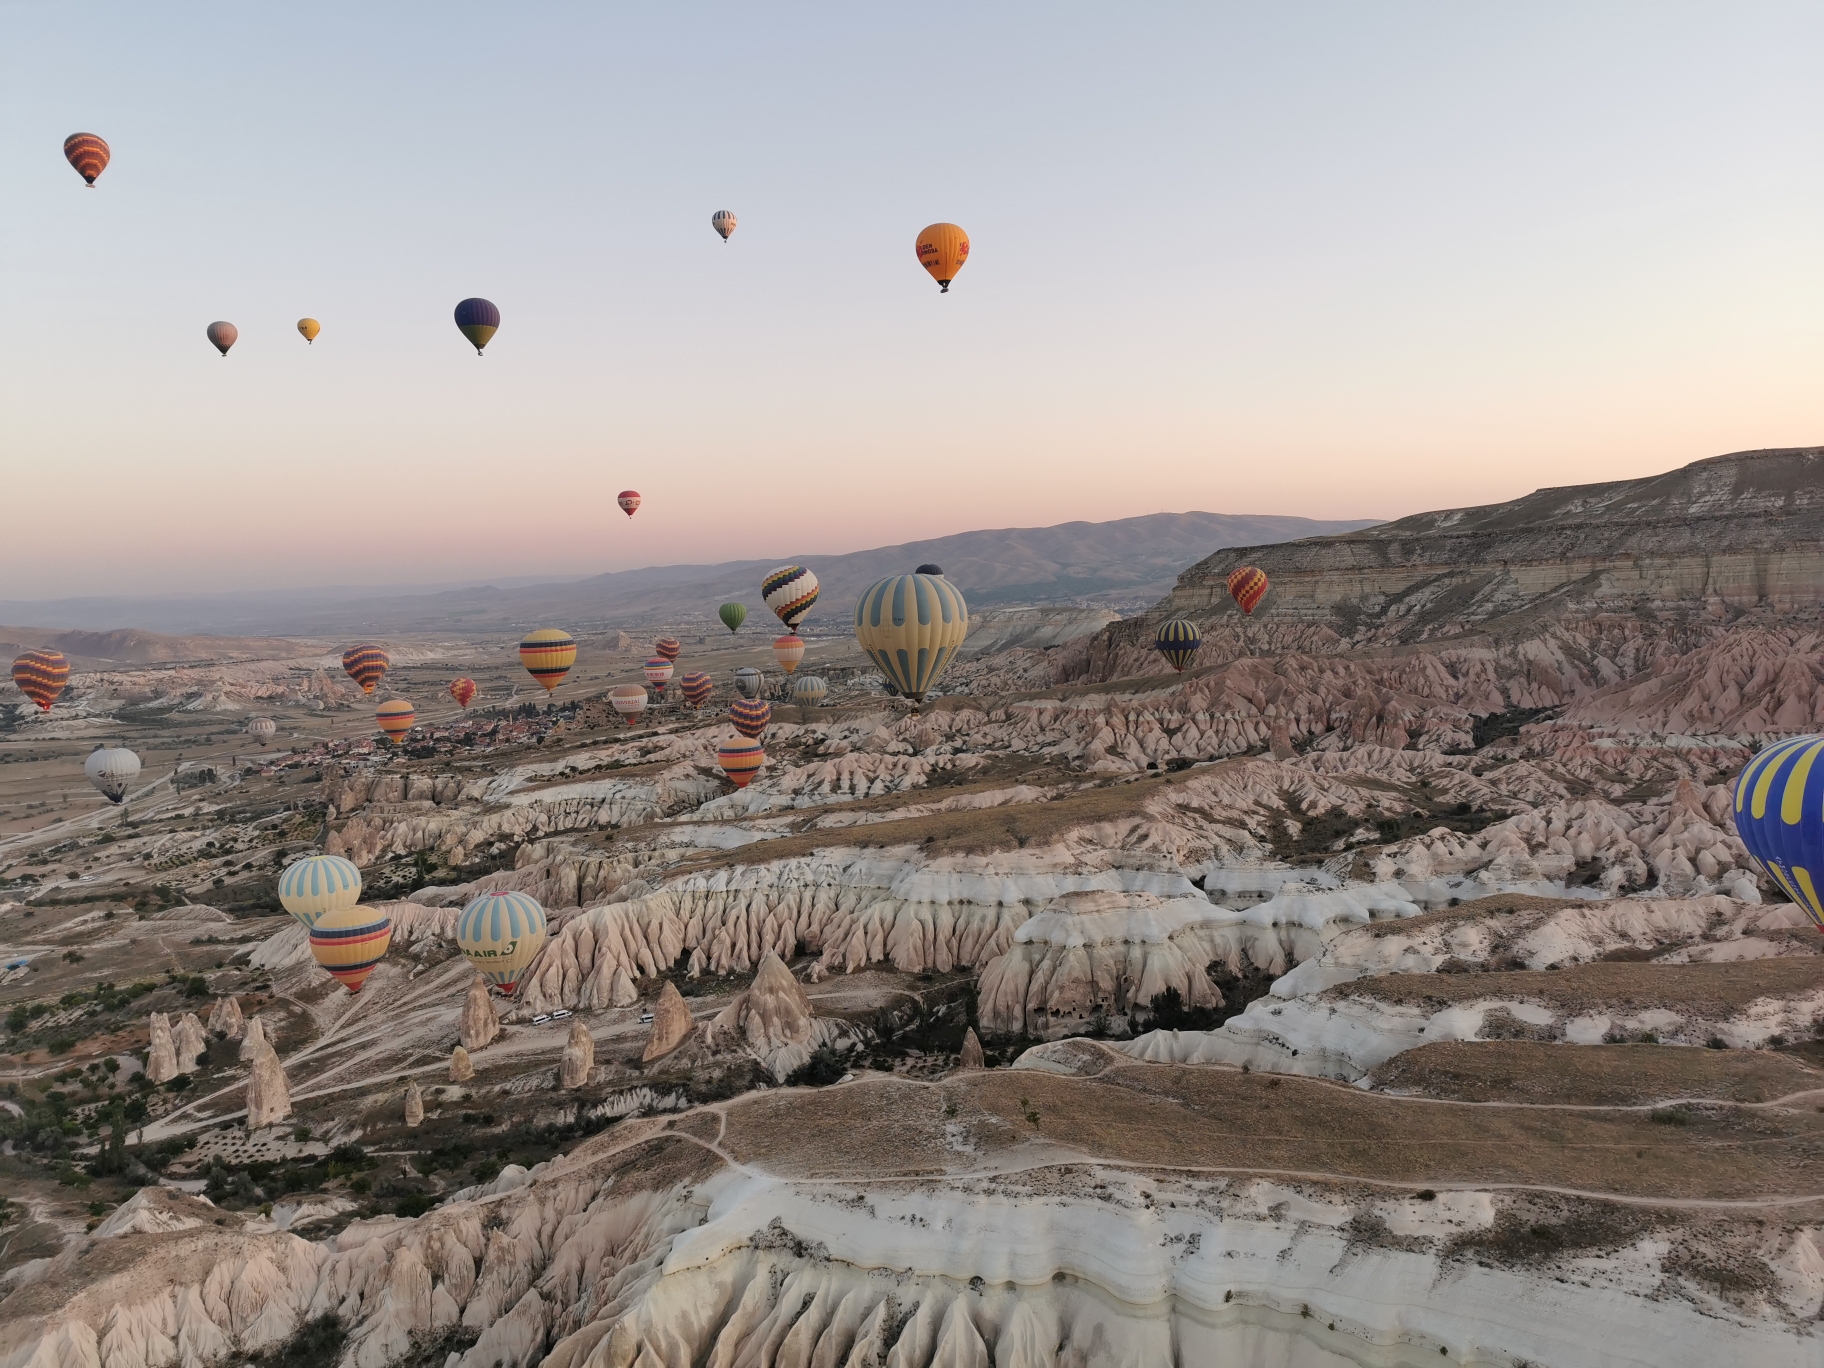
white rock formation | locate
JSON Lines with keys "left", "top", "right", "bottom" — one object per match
{"left": 173, "top": 1012, "right": 207, "bottom": 1074}
{"left": 705, "top": 951, "right": 835, "bottom": 1081}
{"left": 91, "top": 1187, "right": 215, "bottom": 1239}
{"left": 207, "top": 994, "right": 245, "bottom": 1040}
{"left": 460, "top": 974, "right": 500, "bottom": 1051}
{"left": 144, "top": 1012, "right": 178, "bottom": 1084}
{"left": 559, "top": 1020, "right": 594, "bottom": 1089}
{"left": 404, "top": 1081, "right": 424, "bottom": 1127}
{"left": 608, "top": 964, "right": 637, "bottom": 1008}
{"left": 641, "top": 980, "right": 693, "bottom": 1063}
{"left": 449, "top": 1045, "right": 474, "bottom": 1083}
{"left": 959, "top": 1027, "right": 985, "bottom": 1070}
{"left": 244, "top": 1027, "right": 291, "bottom": 1128}
{"left": 239, "top": 1015, "right": 268, "bottom": 1060}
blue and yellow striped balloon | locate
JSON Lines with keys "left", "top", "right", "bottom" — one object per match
{"left": 308, "top": 904, "right": 393, "bottom": 993}
{"left": 1153, "top": 617, "right": 1203, "bottom": 672}
{"left": 853, "top": 572, "right": 969, "bottom": 703}
{"left": 278, "top": 854, "right": 363, "bottom": 929}
{"left": 456, "top": 890, "right": 549, "bottom": 993}
{"left": 1733, "top": 736, "right": 1824, "bottom": 928}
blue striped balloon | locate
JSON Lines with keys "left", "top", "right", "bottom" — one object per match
{"left": 456, "top": 890, "right": 549, "bottom": 992}
{"left": 1732, "top": 734, "right": 1824, "bottom": 928}
{"left": 278, "top": 854, "right": 363, "bottom": 929}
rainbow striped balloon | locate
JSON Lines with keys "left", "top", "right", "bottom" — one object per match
{"left": 1226, "top": 566, "right": 1269, "bottom": 616}
{"left": 680, "top": 671, "right": 713, "bottom": 708}
{"left": 457, "top": 890, "right": 548, "bottom": 992}
{"left": 729, "top": 697, "right": 771, "bottom": 739}
{"left": 63, "top": 133, "right": 110, "bottom": 186}
{"left": 643, "top": 657, "right": 675, "bottom": 688}
{"left": 377, "top": 699, "right": 415, "bottom": 743}
{"left": 12, "top": 650, "right": 70, "bottom": 711}
{"left": 762, "top": 564, "right": 820, "bottom": 630}
{"left": 717, "top": 738, "right": 765, "bottom": 788}
{"left": 1733, "top": 736, "right": 1824, "bottom": 929}
{"left": 519, "top": 628, "right": 576, "bottom": 693}
{"left": 278, "top": 854, "right": 362, "bottom": 929}
{"left": 654, "top": 636, "right": 682, "bottom": 662}
{"left": 1153, "top": 618, "right": 1203, "bottom": 672}
{"left": 342, "top": 645, "right": 389, "bottom": 694}
{"left": 308, "top": 904, "right": 393, "bottom": 993}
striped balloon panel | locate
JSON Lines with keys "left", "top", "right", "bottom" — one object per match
{"left": 457, "top": 891, "right": 549, "bottom": 990}
{"left": 712, "top": 210, "right": 736, "bottom": 239}
{"left": 853, "top": 574, "right": 970, "bottom": 702}
{"left": 1732, "top": 735, "right": 1824, "bottom": 928}
{"left": 63, "top": 133, "right": 110, "bottom": 184}
{"left": 681, "top": 671, "right": 713, "bottom": 707}
{"left": 1153, "top": 617, "right": 1204, "bottom": 672}
{"left": 279, "top": 854, "right": 362, "bottom": 928}
{"left": 12, "top": 650, "right": 70, "bottom": 710}
{"left": 449, "top": 678, "right": 477, "bottom": 708}
{"left": 717, "top": 739, "right": 765, "bottom": 787}
{"left": 248, "top": 717, "right": 277, "bottom": 738}
{"left": 308, "top": 906, "right": 393, "bottom": 993}
{"left": 729, "top": 697, "right": 771, "bottom": 739}
{"left": 643, "top": 658, "right": 674, "bottom": 684}
{"left": 519, "top": 629, "right": 576, "bottom": 692}
{"left": 915, "top": 223, "right": 970, "bottom": 290}
{"left": 1226, "top": 566, "right": 1269, "bottom": 616}
{"left": 342, "top": 646, "right": 389, "bottom": 694}
{"left": 617, "top": 491, "right": 641, "bottom": 516}
{"left": 772, "top": 635, "right": 805, "bottom": 674}
{"left": 762, "top": 565, "right": 820, "bottom": 630}
{"left": 454, "top": 298, "right": 499, "bottom": 352}
{"left": 654, "top": 637, "right": 681, "bottom": 661}
{"left": 377, "top": 700, "right": 415, "bottom": 742}
{"left": 206, "top": 321, "right": 238, "bottom": 355}
{"left": 791, "top": 675, "right": 827, "bottom": 707}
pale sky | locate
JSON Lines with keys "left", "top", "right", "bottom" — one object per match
{"left": 2, "top": 3, "right": 1819, "bottom": 598}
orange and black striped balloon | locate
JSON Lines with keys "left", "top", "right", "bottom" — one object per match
{"left": 376, "top": 699, "right": 416, "bottom": 743}
{"left": 63, "top": 133, "right": 110, "bottom": 186}
{"left": 1226, "top": 566, "right": 1269, "bottom": 616}
{"left": 342, "top": 645, "right": 389, "bottom": 694}
{"left": 12, "top": 651, "right": 70, "bottom": 711}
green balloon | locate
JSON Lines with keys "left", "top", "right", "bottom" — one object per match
{"left": 718, "top": 602, "right": 747, "bottom": 633}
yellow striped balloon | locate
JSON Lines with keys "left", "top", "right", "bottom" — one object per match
{"left": 308, "top": 904, "right": 393, "bottom": 993}
{"left": 278, "top": 854, "right": 363, "bottom": 929}
{"left": 519, "top": 628, "right": 577, "bottom": 693}
{"left": 457, "top": 890, "right": 548, "bottom": 992}
{"left": 377, "top": 699, "right": 415, "bottom": 743}
{"left": 717, "top": 738, "right": 765, "bottom": 788}
{"left": 1733, "top": 735, "right": 1824, "bottom": 928}
{"left": 854, "top": 573, "right": 969, "bottom": 703}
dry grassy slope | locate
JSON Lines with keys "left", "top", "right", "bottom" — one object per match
{"left": 0, "top": 626, "right": 314, "bottom": 666}
{"left": 1320, "top": 957, "right": 1824, "bottom": 1014}
{"left": 1371, "top": 1040, "right": 1824, "bottom": 1105}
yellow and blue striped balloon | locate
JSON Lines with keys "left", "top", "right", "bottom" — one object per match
{"left": 308, "top": 904, "right": 393, "bottom": 993}
{"left": 853, "top": 572, "right": 969, "bottom": 703}
{"left": 278, "top": 854, "right": 363, "bottom": 929}
{"left": 1153, "top": 617, "right": 1203, "bottom": 672}
{"left": 1733, "top": 735, "right": 1824, "bottom": 928}
{"left": 456, "top": 890, "right": 549, "bottom": 993}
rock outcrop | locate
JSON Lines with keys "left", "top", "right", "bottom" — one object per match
{"left": 404, "top": 1081, "right": 424, "bottom": 1127}
{"left": 239, "top": 1015, "right": 268, "bottom": 1060}
{"left": 959, "top": 1027, "right": 985, "bottom": 1070}
{"left": 704, "top": 951, "right": 837, "bottom": 1080}
{"left": 449, "top": 1045, "right": 474, "bottom": 1082}
{"left": 244, "top": 1027, "right": 291, "bottom": 1129}
{"left": 459, "top": 974, "right": 499, "bottom": 1051}
{"left": 641, "top": 981, "right": 694, "bottom": 1062}
{"left": 144, "top": 1012, "right": 177, "bottom": 1084}
{"left": 173, "top": 1012, "right": 207, "bottom": 1074}
{"left": 207, "top": 994, "right": 245, "bottom": 1040}
{"left": 559, "top": 1020, "right": 594, "bottom": 1089}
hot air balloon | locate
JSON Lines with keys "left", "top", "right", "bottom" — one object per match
{"left": 718, "top": 602, "right": 747, "bottom": 634}
{"left": 1733, "top": 736, "right": 1824, "bottom": 929}
{"left": 916, "top": 223, "right": 970, "bottom": 293}
{"left": 762, "top": 565, "right": 819, "bottom": 631}
{"left": 84, "top": 748, "right": 141, "bottom": 804}
{"left": 449, "top": 678, "right": 477, "bottom": 709}
{"left": 458, "top": 890, "right": 548, "bottom": 992}
{"left": 297, "top": 318, "right": 320, "bottom": 344}
{"left": 717, "top": 738, "right": 765, "bottom": 788}
{"left": 643, "top": 658, "right": 674, "bottom": 692}
{"left": 617, "top": 491, "right": 641, "bottom": 518}
{"left": 854, "top": 572, "right": 969, "bottom": 704}
{"left": 791, "top": 675, "right": 827, "bottom": 708}
{"left": 247, "top": 717, "right": 277, "bottom": 744}
{"left": 377, "top": 699, "right": 416, "bottom": 744}
{"left": 206, "top": 322, "right": 238, "bottom": 357}
{"left": 1227, "top": 566, "right": 1269, "bottom": 616}
{"left": 772, "top": 634, "right": 805, "bottom": 674}
{"left": 915, "top": 563, "right": 944, "bottom": 576}
{"left": 681, "top": 671, "right": 713, "bottom": 708}
{"left": 654, "top": 636, "right": 682, "bottom": 662}
{"left": 278, "top": 854, "right": 362, "bottom": 929}
{"left": 12, "top": 650, "right": 70, "bottom": 711}
{"left": 733, "top": 666, "right": 763, "bottom": 699}
{"left": 1154, "top": 618, "right": 1203, "bottom": 672}
{"left": 712, "top": 210, "right": 737, "bottom": 241}
{"left": 610, "top": 684, "right": 648, "bottom": 724}
{"left": 308, "top": 904, "right": 393, "bottom": 993}
{"left": 342, "top": 645, "right": 389, "bottom": 695}
{"left": 454, "top": 298, "right": 499, "bottom": 354}
{"left": 729, "top": 697, "right": 770, "bottom": 739}
{"left": 64, "top": 133, "right": 110, "bottom": 186}
{"left": 519, "top": 629, "right": 577, "bottom": 694}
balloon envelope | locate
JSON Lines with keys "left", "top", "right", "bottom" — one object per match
{"left": 1732, "top": 736, "right": 1824, "bottom": 929}
{"left": 654, "top": 636, "right": 682, "bottom": 662}
{"left": 729, "top": 697, "right": 771, "bottom": 739}
{"left": 449, "top": 678, "right": 477, "bottom": 709}
{"left": 854, "top": 573, "right": 969, "bottom": 703}
{"left": 610, "top": 684, "right": 648, "bottom": 722}
{"left": 712, "top": 210, "right": 737, "bottom": 240}
{"left": 617, "top": 491, "right": 641, "bottom": 517}
{"left": 762, "top": 566, "right": 820, "bottom": 630}
{"left": 12, "top": 650, "right": 70, "bottom": 711}
{"left": 915, "top": 563, "right": 944, "bottom": 576}
{"left": 772, "top": 634, "right": 805, "bottom": 674}
{"left": 309, "top": 904, "right": 393, "bottom": 993}
{"left": 643, "top": 658, "right": 675, "bottom": 687}
{"left": 680, "top": 671, "right": 713, "bottom": 707}
{"left": 718, "top": 602, "right": 747, "bottom": 633}
{"left": 733, "top": 666, "right": 763, "bottom": 699}
{"left": 342, "top": 645, "right": 389, "bottom": 694}
{"left": 297, "top": 318, "right": 320, "bottom": 343}
{"left": 454, "top": 297, "right": 499, "bottom": 353}
{"left": 63, "top": 133, "right": 110, "bottom": 185}
{"left": 717, "top": 738, "right": 765, "bottom": 788}
{"left": 206, "top": 322, "right": 238, "bottom": 356}
{"left": 1227, "top": 566, "right": 1269, "bottom": 616}
{"left": 279, "top": 854, "right": 363, "bottom": 929}
{"left": 519, "top": 629, "right": 577, "bottom": 693}
{"left": 1154, "top": 618, "right": 1203, "bottom": 672}
{"left": 84, "top": 748, "right": 140, "bottom": 804}
{"left": 457, "top": 890, "right": 548, "bottom": 991}
{"left": 916, "top": 223, "right": 970, "bottom": 292}
{"left": 377, "top": 699, "right": 415, "bottom": 743}
{"left": 791, "top": 675, "right": 827, "bottom": 708}
{"left": 248, "top": 717, "right": 277, "bottom": 742}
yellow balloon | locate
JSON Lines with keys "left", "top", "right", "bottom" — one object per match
{"left": 297, "top": 318, "right": 320, "bottom": 343}
{"left": 854, "top": 573, "right": 969, "bottom": 703}
{"left": 916, "top": 223, "right": 970, "bottom": 292}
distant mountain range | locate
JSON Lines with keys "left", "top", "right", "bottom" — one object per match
{"left": 0, "top": 512, "right": 1379, "bottom": 640}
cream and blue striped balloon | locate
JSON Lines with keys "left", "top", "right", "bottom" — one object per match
{"left": 791, "top": 675, "right": 827, "bottom": 707}
{"left": 278, "top": 854, "right": 363, "bottom": 929}
{"left": 1733, "top": 735, "right": 1824, "bottom": 929}
{"left": 456, "top": 891, "right": 549, "bottom": 992}
{"left": 853, "top": 572, "right": 969, "bottom": 703}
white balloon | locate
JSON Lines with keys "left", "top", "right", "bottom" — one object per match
{"left": 84, "top": 747, "right": 141, "bottom": 804}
